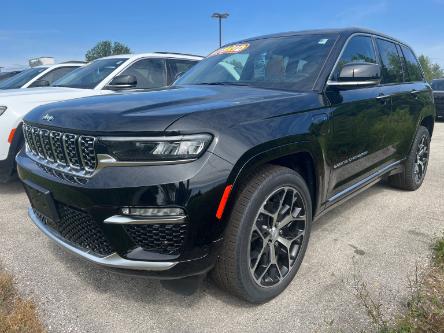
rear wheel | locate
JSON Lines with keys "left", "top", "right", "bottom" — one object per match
{"left": 389, "top": 126, "right": 430, "bottom": 191}
{"left": 212, "top": 165, "right": 312, "bottom": 303}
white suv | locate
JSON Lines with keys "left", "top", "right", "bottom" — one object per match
{"left": 0, "top": 62, "right": 84, "bottom": 90}
{"left": 0, "top": 52, "right": 202, "bottom": 182}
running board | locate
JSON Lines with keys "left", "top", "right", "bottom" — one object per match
{"left": 327, "top": 160, "right": 402, "bottom": 204}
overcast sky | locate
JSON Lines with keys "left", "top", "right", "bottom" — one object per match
{"left": 1, "top": 0, "right": 444, "bottom": 70}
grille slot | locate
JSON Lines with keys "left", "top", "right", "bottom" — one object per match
{"left": 63, "top": 134, "right": 81, "bottom": 168}
{"left": 23, "top": 123, "right": 97, "bottom": 176}
{"left": 124, "top": 224, "right": 188, "bottom": 255}
{"left": 34, "top": 204, "right": 114, "bottom": 256}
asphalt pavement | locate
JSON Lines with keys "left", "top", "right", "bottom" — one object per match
{"left": 0, "top": 122, "right": 443, "bottom": 333}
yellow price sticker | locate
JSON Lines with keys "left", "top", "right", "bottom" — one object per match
{"left": 209, "top": 43, "right": 250, "bottom": 57}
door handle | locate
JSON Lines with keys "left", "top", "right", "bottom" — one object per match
{"left": 410, "top": 89, "right": 421, "bottom": 99}
{"left": 376, "top": 93, "right": 391, "bottom": 104}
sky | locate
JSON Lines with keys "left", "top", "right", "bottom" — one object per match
{"left": 1, "top": 0, "right": 444, "bottom": 70}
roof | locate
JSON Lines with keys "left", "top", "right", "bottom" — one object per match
{"left": 236, "top": 27, "right": 408, "bottom": 46}
{"left": 101, "top": 53, "right": 204, "bottom": 61}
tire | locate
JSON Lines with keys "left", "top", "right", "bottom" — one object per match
{"left": 389, "top": 126, "right": 430, "bottom": 191}
{"left": 212, "top": 165, "right": 312, "bottom": 303}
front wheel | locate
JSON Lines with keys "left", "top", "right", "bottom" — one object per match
{"left": 389, "top": 126, "right": 430, "bottom": 191}
{"left": 212, "top": 165, "right": 312, "bottom": 303}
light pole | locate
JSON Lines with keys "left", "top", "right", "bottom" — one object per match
{"left": 211, "top": 12, "right": 229, "bottom": 47}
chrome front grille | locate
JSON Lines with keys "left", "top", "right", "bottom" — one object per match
{"left": 23, "top": 123, "right": 97, "bottom": 176}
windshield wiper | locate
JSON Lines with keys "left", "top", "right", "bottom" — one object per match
{"left": 194, "top": 82, "right": 249, "bottom": 86}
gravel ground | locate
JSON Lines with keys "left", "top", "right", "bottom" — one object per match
{"left": 0, "top": 122, "right": 443, "bottom": 333}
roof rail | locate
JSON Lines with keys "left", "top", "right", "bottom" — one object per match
{"left": 153, "top": 52, "right": 204, "bottom": 58}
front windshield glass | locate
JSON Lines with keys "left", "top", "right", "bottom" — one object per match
{"left": 0, "top": 67, "right": 47, "bottom": 89}
{"left": 176, "top": 34, "right": 337, "bottom": 91}
{"left": 432, "top": 80, "right": 444, "bottom": 91}
{"left": 52, "top": 58, "right": 128, "bottom": 89}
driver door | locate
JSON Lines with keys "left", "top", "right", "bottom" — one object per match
{"left": 325, "top": 35, "right": 391, "bottom": 200}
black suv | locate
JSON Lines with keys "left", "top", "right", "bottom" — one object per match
{"left": 431, "top": 78, "right": 444, "bottom": 119}
{"left": 17, "top": 28, "right": 435, "bottom": 303}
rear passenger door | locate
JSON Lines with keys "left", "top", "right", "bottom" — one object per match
{"left": 397, "top": 45, "right": 431, "bottom": 157}
{"left": 376, "top": 38, "right": 426, "bottom": 160}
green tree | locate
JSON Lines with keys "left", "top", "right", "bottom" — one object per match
{"left": 85, "top": 41, "right": 131, "bottom": 62}
{"left": 418, "top": 54, "right": 444, "bottom": 82}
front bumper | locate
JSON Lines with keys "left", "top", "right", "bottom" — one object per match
{"left": 29, "top": 208, "right": 177, "bottom": 271}
{"left": 17, "top": 150, "right": 233, "bottom": 279}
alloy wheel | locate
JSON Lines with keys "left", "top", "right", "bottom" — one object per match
{"left": 248, "top": 186, "right": 307, "bottom": 287}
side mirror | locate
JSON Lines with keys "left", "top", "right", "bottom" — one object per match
{"left": 328, "top": 62, "right": 381, "bottom": 88}
{"left": 107, "top": 75, "right": 137, "bottom": 90}
{"left": 30, "top": 79, "right": 50, "bottom": 88}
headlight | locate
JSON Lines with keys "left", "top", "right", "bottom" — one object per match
{"left": 0, "top": 106, "right": 7, "bottom": 116}
{"left": 98, "top": 134, "right": 213, "bottom": 162}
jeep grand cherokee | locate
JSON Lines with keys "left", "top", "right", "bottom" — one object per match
{"left": 17, "top": 28, "right": 435, "bottom": 303}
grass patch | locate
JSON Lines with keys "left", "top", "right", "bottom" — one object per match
{"left": 0, "top": 269, "right": 46, "bottom": 333}
{"left": 353, "top": 236, "right": 444, "bottom": 333}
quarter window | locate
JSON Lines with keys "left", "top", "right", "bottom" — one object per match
{"left": 332, "top": 36, "right": 377, "bottom": 81}
{"left": 376, "top": 39, "right": 403, "bottom": 84}
{"left": 120, "top": 59, "right": 167, "bottom": 89}
{"left": 400, "top": 45, "right": 423, "bottom": 82}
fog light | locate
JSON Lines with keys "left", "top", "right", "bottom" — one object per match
{"left": 121, "top": 207, "right": 185, "bottom": 217}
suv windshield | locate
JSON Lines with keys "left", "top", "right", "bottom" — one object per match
{"left": 176, "top": 34, "right": 337, "bottom": 91}
{"left": 52, "top": 58, "right": 128, "bottom": 89}
{"left": 0, "top": 67, "right": 47, "bottom": 89}
{"left": 432, "top": 80, "right": 444, "bottom": 91}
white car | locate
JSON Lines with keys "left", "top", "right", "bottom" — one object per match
{"left": 0, "top": 52, "right": 203, "bottom": 182}
{"left": 0, "top": 62, "right": 84, "bottom": 90}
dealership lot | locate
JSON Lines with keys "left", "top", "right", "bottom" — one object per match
{"left": 0, "top": 122, "right": 443, "bottom": 332}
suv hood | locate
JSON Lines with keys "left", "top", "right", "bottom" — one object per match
{"left": 25, "top": 85, "right": 319, "bottom": 133}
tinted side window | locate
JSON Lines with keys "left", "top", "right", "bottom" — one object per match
{"left": 332, "top": 36, "right": 377, "bottom": 80}
{"left": 120, "top": 59, "right": 167, "bottom": 89}
{"left": 376, "top": 39, "right": 403, "bottom": 84}
{"left": 401, "top": 45, "right": 423, "bottom": 82}
{"left": 30, "top": 66, "right": 78, "bottom": 86}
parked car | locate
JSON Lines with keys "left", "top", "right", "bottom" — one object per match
{"left": 17, "top": 28, "right": 435, "bottom": 303}
{"left": 431, "top": 78, "right": 444, "bottom": 119}
{"left": 0, "top": 71, "right": 22, "bottom": 82}
{"left": 0, "top": 62, "right": 84, "bottom": 90}
{"left": 0, "top": 53, "right": 202, "bottom": 182}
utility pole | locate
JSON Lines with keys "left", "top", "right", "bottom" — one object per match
{"left": 211, "top": 12, "right": 229, "bottom": 47}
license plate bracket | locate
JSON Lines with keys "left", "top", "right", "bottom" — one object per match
{"left": 23, "top": 180, "right": 60, "bottom": 222}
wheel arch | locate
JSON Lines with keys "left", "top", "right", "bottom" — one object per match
{"left": 420, "top": 115, "right": 434, "bottom": 137}
{"left": 223, "top": 141, "right": 326, "bottom": 220}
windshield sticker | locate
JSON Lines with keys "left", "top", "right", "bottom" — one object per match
{"left": 209, "top": 43, "right": 250, "bottom": 57}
